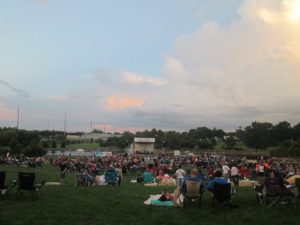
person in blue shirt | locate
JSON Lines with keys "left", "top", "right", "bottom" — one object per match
{"left": 181, "top": 169, "right": 204, "bottom": 194}
{"left": 196, "top": 168, "right": 206, "bottom": 182}
{"left": 207, "top": 170, "right": 228, "bottom": 192}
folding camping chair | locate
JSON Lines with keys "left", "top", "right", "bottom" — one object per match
{"left": 0, "top": 171, "right": 16, "bottom": 200}
{"left": 75, "top": 170, "right": 92, "bottom": 187}
{"left": 212, "top": 183, "right": 232, "bottom": 206}
{"left": 183, "top": 180, "right": 202, "bottom": 207}
{"left": 253, "top": 182, "right": 264, "bottom": 205}
{"left": 263, "top": 178, "right": 286, "bottom": 208}
{"left": 105, "top": 168, "right": 120, "bottom": 187}
{"left": 294, "top": 178, "right": 300, "bottom": 207}
{"left": 17, "top": 172, "right": 45, "bottom": 199}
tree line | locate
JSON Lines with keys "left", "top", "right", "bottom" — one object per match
{"left": 0, "top": 121, "right": 300, "bottom": 157}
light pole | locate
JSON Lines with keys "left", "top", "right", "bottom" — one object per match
{"left": 162, "top": 141, "right": 165, "bottom": 154}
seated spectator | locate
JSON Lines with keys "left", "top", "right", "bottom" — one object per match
{"left": 207, "top": 170, "right": 228, "bottom": 192}
{"left": 143, "top": 171, "right": 155, "bottom": 183}
{"left": 207, "top": 165, "right": 215, "bottom": 180}
{"left": 196, "top": 168, "right": 205, "bottom": 182}
{"left": 181, "top": 169, "right": 203, "bottom": 194}
{"left": 156, "top": 168, "right": 164, "bottom": 181}
{"left": 159, "top": 188, "right": 174, "bottom": 202}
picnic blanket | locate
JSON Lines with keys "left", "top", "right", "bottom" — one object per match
{"left": 45, "top": 182, "right": 60, "bottom": 186}
{"left": 144, "top": 195, "right": 174, "bottom": 207}
{"left": 239, "top": 180, "right": 258, "bottom": 187}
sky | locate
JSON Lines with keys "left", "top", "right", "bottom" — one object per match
{"left": 1, "top": 0, "right": 300, "bottom": 133}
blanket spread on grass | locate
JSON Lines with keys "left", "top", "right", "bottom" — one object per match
{"left": 144, "top": 195, "right": 174, "bottom": 207}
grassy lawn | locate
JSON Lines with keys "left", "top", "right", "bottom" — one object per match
{"left": 1, "top": 165, "right": 299, "bottom": 225}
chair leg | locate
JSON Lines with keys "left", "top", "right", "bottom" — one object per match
{"left": 267, "top": 196, "right": 280, "bottom": 208}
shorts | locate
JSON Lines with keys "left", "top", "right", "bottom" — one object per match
{"left": 232, "top": 176, "right": 239, "bottom": 186}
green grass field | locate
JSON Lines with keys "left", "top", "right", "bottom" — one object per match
{"left": 1, "top": 165, "right": 299, "bottom": 225}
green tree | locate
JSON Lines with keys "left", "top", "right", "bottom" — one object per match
{"left": 224, "top": 136, "right": 236, "bottom": 149}
{"left": 243, "top": 122, "right": 273, "bottom": 150}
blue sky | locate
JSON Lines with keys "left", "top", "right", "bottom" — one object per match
{"left": 1, "top": 0, "right": 300, "bottom": 132}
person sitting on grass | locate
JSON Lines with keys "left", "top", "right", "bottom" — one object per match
{"left": 159, "top": 188, "right": 174, "bottom": 202}
{"left": 143, "top": 169, "right": 155, "bottom": 183}
{"left": 207, "top": 170, "right": 228, "bottom": 192}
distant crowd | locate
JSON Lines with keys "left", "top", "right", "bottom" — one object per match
{"left": 1, "top": 152, "right": 299, "bottom": 186}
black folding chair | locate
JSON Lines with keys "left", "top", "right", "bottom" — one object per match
{"left": 212, "top": 183, "right": 232, "bottom": 206}
{"left": 263, "top": 178, "right": 286, "bottom": 208}
{"left": 18, "top": 172, "right": 44, "bottom": 199}
{"left": 0, "top": 171, "right": 16, "bottom": 200}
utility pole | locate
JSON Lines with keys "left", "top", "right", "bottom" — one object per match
{"left": 16, "top": 106, "right": 20, "bottom": 129}
{"left": 64, "top": 112, "right": 67, "bottom": 136}
{"left": 90, "top": 120, "right": 93, "bottom": 133}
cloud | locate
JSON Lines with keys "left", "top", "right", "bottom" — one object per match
{"left": 117, "top": 0, "right": 300, "bottom": 130}
{"left": 239, "top": 0, "right": 300, "bottom": 24}
{"left": 105, "top": 95, "right": 145, "bottom": 111}
{"left": 47, "top": 95, "right": 80, "bottom": 101}
{"left": 87, "top": 0, "right": 300, "bottom": 131}
{"left": 122, "top": 72, "right": 167, "bottom": 87}
{"left": 0, "top": 80, "right": 30, "bottom": 98}
{"left": 2, "top": 0, "right": 300, "bottom": 132}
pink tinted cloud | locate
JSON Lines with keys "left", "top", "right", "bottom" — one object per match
{"left": 0, "top": 106, "right": 16, "bottom": 120}
{"left": 106, "top": 95, "right": 145, "bottom": 111}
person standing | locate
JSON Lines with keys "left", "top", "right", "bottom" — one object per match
{"left": 222, "top": 162, "right": 230, "bottom": 181}
{"left": 175, "top": 165, "right": 186, "bottom": 187}
{"left": 230, "top": 164, "right": 239, "bottom": 194}
{"left": 59, "top": 160, "right": 68, "bottom": 185}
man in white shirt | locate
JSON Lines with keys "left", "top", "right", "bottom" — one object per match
{"left": 175, "top": 165, "right": 186, "bottom": 187}
{"left": 222, "top": 163, "right": 230, "bottom": 181}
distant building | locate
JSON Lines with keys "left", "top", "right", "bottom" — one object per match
{"left": 66, "top": 135, "right": 81, "bottom": 140}
{"left": 129, "top": 137, "right": 155, "bottom": 153}
{"left": 81, "top": 133, "right": 123, "bottom": 141}
{"left": 66, "top": 133, "right": 123, "bottom": 141}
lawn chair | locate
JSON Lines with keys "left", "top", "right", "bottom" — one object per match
{"left": 105, "top": 168, "right": 119, "bottom": 187}
{"left": 183, "top": 180, "right": 202, "bottom": 207}
{"left": 0, "top": 171, "right": 16, "bottom": 200}
{"left": 212, "top": 183, "right": 232, "bottom": 206}
{"left": 75, "top": 170, "right": 92, "bottom": 187}
{"left": 294, "top": 178, "right": 300, "bottom": 207}
{"left": 17, "top": 172, "right": 45, "bottom": 199}
{"left": 263, "top": 178, "right": 286, "bottom": 208}
{"left": 252, "top": 182, "right": 264, "bottom": 205}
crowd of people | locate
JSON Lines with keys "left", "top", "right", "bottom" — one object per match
{"left": 0, "top": 153, "right": 46, "bottom": 168}
{"left": 1, "top": 151, "right": 300, "bottom": 205}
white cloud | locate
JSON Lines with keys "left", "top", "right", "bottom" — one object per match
{"left": 2, "top": 0, "right": 300, "bottom": 132}
{"left": 122, "top": 72, "right": 167, "bottom": 87}
{"left": 85, "top": 1, "right": 300, "bottom": 130}
{"left": 135, "top": 0, "right": 300, "bottom": 129}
